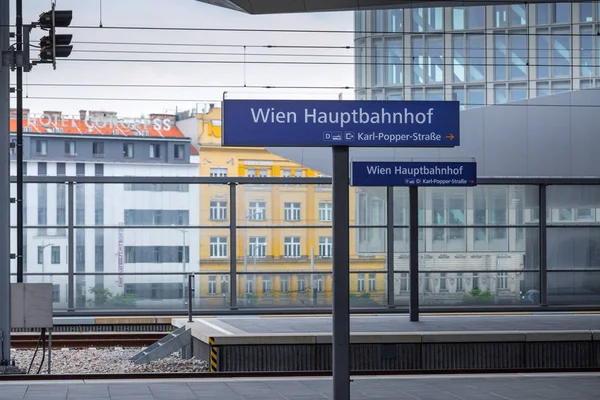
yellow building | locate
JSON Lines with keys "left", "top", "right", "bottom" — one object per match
{"left": 191, "top": 105, "right": 385, "bottom": 307}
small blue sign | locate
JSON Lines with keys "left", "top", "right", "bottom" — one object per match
{"left": 222, "top": 99, "right": 460, "bottom": 147}
{"left": 351, "top": 161, "right": 477, "bottom": 187}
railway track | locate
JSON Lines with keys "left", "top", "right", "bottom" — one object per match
{"left": 11, "top": 332, "right": 166, "bottom": 349}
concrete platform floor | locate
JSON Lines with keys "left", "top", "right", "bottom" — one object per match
{"left": 175, "top": 313, "right": 600, "bottom": 337}
{"left": 0, "top": 373, "right": 599, "bottom": 400}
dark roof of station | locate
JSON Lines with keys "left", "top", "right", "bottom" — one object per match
{"left": 195, "top": 0, "right": 564, "bottom": 14}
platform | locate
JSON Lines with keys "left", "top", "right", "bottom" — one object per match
{"left": 172, "top": 314, "right": 600, "bottom": 372}
{"left": 1, "top": 373, "right": 599, "bottom": 400}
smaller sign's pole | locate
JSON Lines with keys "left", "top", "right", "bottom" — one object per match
{"left": 409, "top": 186, "right": 420, "bottom": 322}
{"left": 332, "top": 146, "right": 351, "bottom": 400}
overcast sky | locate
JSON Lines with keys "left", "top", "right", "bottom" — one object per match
{"left": 9, "top": 0, "right": 355, "bottom": 118}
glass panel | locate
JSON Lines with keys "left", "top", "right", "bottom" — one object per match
{"left": 429, "top": 7, "right": 443, "bottom": 31}
{"left": 452, "top": 35, "right": 465, "bottom": 82}
{"left": 509, "top": 4, "right": 527, "bottom": 26}
{"left": 386, "top": 38, "right": 403, "bottom": 85}
{"left": 350, "top": 272, "right": 387, "bottom": 307}
{"left": 494, "top": 34, "right": 507, "bottom": 81}
{"left": 236, "top": 272, "right": 331, "bottom": 308}
{"left": 547, "top": 271, "right": 600, "bottom": 305}
{"left": 387, "top": 8, "right": 403, "bottom": 33}
{"left": 537, "top": 82, "right": 550, "bottom": 97}
{"left": 467, "top": 6, "right": 485, "bottom": 29}
{"left": 552, "top": 80, "right": 570, "bottom": 94}
{"left": 552, "top": 27, "right": 571, "bottom": 77}
{"left": 372, "top": 38, "right": 383, "bottom": 86}
{"left": 452, "top": 7, "right": 465, "bottom": 30}
{"left": 425, "top": 87, "right": 443, "bottom": 100}
{"left": 547, "top": 185, "right": 600, "bottom": 224}
{"left": 468, "top": 34, "right": 485, "bottom": 81}
{"left": 494, "top": 85, "right": 507, "bottom": 104}
{"left": 356, "top": 39, "right": 366, "bottom": 88}
{"left": 536, "top": 3, "right": 549, "bottom": 25}
{"left": 372, "top": 9, "right": 385, "bottom": 33}
{"left": 427, "top": 35, "right": 444, "bottom": 83}
{"left": 494, "top": 5, "right": 507, "bottom": 28}
{"left": 509, "top": 83, "right": 527, "bottom": 101}
{"left": 415, "top": 271, "right": 540, "bottom": 307}
{"left": 467, "top": 85, "right": 485, "bottom": 108}
{"left": 412, "top": 36, "right": 424, "bottom": 84}
{"left": 554, "top": 3, "right": 571, "bottom": 24}
{"left": 412, "top": 8, "right": 425, "bottom": 32}
{"left": 536, "top": 30, "right": 549, "bottom": 78}
{"left": 509, "top": 31, "right": 527, "bottom": 80}
{"left": 580, "top": 2, "right": 594, "bottom": 22}
{"left": 581, "top": 26, "right": 593, "bottom": 77}
{"left": 452, "top": 86, "right": 465, "bottom": 108}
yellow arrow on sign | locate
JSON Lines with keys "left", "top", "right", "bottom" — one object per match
{"left": 446, "top": 134, "right": 455, "bottom": 140}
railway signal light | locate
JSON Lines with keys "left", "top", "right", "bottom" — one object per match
{"left": 37, "top": 4, "right": 73, "bottom": 69}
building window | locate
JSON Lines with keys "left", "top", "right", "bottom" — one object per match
{"left": 494, "top": 82, "right": 528, "bottom": 104}
{"left": 580, "top": 2, "right": 594, "bottom": 22}
{"left": 314, "top": 275, "right": 324, "bottom": 292}
{"left": 63, "top": 141, "right": 76, "bottom": 156}
{"left": 209, "top": 237, "right": 228, "bottom": 258}
{"left": 284, "top": 202, "right": 301, "bottom": 221}
{"left": 246, "top": 168, "right": 256, "bottom": 177}
{"left": 356, "top": 39, "right": 366, "bottom": 88}
{"left": 37, "top": 246, "right": 44, "bottom": 264}
{"left": 50, "top": 246, "right": 60, "bottom": 264}
{"left": 452, "top": 85, "right": 485, "bottom": 109}
{"left": 259, "top": 168, "right": 268, "bottom": 177}
{"left": 318, "top": 203, "right": 332, "bottom": 222}
{"left": 439, "top": 272, "right": 447, "bottom": 291}
{"left": 209, "top": 201, "right": 227, "bottom": 220}
{"left": 36, "top": 140, "right": 47, "bottom": 155}
{"left": 149, "top": 144, "right": 161, "bottom": 158}
{"left": 92, "top": 142, "right": 104, "bottom": 157}
{"left": 262, "top": 276, "right": 272, "bottom": 293}
{"left": 123, "top": 143, "right": 134, "bottom": 158}
{"left": 52, "top": 285, "right": 60, "bottom": 303}
{"left": 174, "top": 144, "right": 185, "bottom": 160}
{"left": 368, "top": 274, "right": 376, "bottom": 291}
{"left": 297, "top": 275, "right": 306, "bottom": 292}
{"left": 537, "top": 3, "right": 571, "bottom": 25}
{"left": 284, "top": 237, "right": 301, "bottom": 258}
{"left": 400, "top": 273, "right": 408, "bottom": 291}
{"left": 249, "top": 236, "right": 267, "bottom": 258}
{"left": 412, "top": 35, "right": 443, "bottom": 84}
{"left": 319, "top": 236, "right": 332, "bottom": 258}
{"left": 248, "top": 202, "right": 266, "bottom": 220}
{"left": 208, "top": 276, "right": 217, "bottom": 294}
{"left": 472, "top": 273, "right": 480, "bottom": 290}
{"left": 221, "top": 276, "right": 229, "bottom": 293}
{"left": 452, "top": 33, "right": 485, "bottom": 83}
{"left": 245, "top": 278, "right": 254, "bottom": 294}
{"left": 536, "top": 27, "right": 571, "bottom": 79}
{"left": 357, "top": 274, "right": 365, "bottom": 292}
{"left": 387, "top": 8, "right": 402, "bottom": 32}
{"left": 386, "top": 38, "right": 403, "bottom": 85}
{"left": 497, "top": 272, "right": 508, "bottom": 290}
{"left": 280, "top": 275, "right": 289, "bottom": 293}
{"left": 580, "top": 26, "right": 595, "bottom": 77}
{"left": 209, "top": 167, "right": 227, "bottom": 177}
{"left": 456, "top": 273, "right": 464, "bottom": 292}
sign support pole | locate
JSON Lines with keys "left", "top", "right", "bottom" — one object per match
{"left": 332, "top": 146, "right": 350, "bottom": 400}
{"left": 409, "top": 186, "right": 419, "bottom": 322}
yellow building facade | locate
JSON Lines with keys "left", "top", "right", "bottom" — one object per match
{"left": 195, "top": 106, "right": 385, "bottom": 307}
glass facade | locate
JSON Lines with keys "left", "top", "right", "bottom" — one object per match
{"left": 356, "top": 2, "right": 600, "bottom": 108}
{"left": 12, "top": 176, "right": 600, "bottom": 312}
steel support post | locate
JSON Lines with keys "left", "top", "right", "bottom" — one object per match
{"left": 409, "top": 186, "right": 419, "bottom": 322}
{"left": 15, "top": 0, "right": 23, "bottom": 283}
{"left": 67, "top": 182, "right": 75, "bottom": 311}
{"left": 332, "top": 146, "right": 350, "bottom": 400}
{"left": 386, "top": 186, "right": 395, "bottom": 308}
{"left": 229, "top": 183, "right": 238, "bottom": 309}
{"left": 0, "top": 0, "right": 11, "bottom": 365}
{"left": 539, "top": 184, "right": 547, "bottom": 306}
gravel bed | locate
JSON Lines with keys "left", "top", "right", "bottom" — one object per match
{"left": 10, "top": 347, "right": 208, "bottom": 374}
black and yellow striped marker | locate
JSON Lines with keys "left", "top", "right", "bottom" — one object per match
{"left": 209, "top": 337, "right": 218, "bottom": 373}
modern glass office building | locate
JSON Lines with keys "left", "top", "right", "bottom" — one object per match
{"left": 354, "top": 3, "right": 600, "bottom": 107}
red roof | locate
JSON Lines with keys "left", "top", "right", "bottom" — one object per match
{"left": 10, "top": 117, "right": 199, "bottom": 155}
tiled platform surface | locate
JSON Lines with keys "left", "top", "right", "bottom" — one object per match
{"left": 0, "top": 373, "right": 599, "bottom": 400}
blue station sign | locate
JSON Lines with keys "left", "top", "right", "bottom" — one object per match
{"left": 222, "top": 99, "right": 460, "bottom": 147}
{"left": 351, "top": 161, "right": 477, "bottom": 187}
